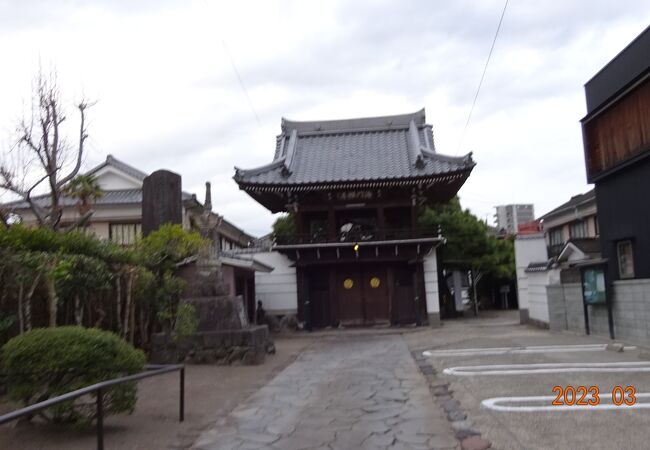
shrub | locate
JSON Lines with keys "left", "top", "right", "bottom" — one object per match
{"left": 172, "top": 302, "right": 199, "bottom": 342}
{"left": 272, "top": 213, "right": 296, "bottom": 245}
{"left": 136, "top": 224, "right": 206, "bottom": 273}
{"left": 1, "top": 326, "right": 146, "bottom": 423}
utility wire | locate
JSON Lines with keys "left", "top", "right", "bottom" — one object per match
{"left": 222, "top": 40, "right": 262, "bottom": 126}
{"left": 456, "top": 0, "right": 509, "bottom": 155}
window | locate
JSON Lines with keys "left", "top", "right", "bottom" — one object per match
{"left": 569, "top": 220, "right": 588, "bottom": 239}
{"left": 548, "top": 228, "right": 563, "bottom": 246}
{"left": 617, "top": 240, "right": 635, "bottom": 279}
{"left": 109, "top": 223, "right": 141, "bottom": 245}
{"left": 594, "top": 216, "right": 599, "bottom": 236}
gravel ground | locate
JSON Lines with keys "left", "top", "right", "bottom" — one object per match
{"left": 0, "top": 336, "right": 314, "bottom": 450}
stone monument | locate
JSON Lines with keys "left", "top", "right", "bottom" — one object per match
{"left": 142, "top": 169, "right": 182, "bottom": 236}
{"left": 147, "top": 179, "right": 272, "bottom": 365}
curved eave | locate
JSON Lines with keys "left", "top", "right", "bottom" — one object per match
{"left": 233, "top": 159, "right": 286, "bottom": 181}
{"left": 234, "top": 165, "right": 474, "bottom": 193}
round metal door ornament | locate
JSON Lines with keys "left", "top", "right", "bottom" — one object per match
{"left": 343, "top": 278, "right": 354, "bottom": 289}
{"left": 370, "top": 277, "right": 381, "bottom": 288}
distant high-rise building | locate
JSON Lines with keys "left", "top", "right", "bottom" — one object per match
{"left": 494, "top": 204, "right": 535, "bottom": 234}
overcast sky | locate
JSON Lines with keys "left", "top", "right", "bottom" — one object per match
{"left": 1, "top": 1, "right": 649, "bottom": 236}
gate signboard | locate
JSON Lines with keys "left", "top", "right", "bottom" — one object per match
{"left": 582, "top": 267, "right": 606, "bottom": 305}
{"left": 579, "top": 261, "right": 614, "bottom": 339}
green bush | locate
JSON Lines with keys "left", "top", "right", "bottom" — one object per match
{"left": 1, "top": 326, "right": 146, "bottom": 423}
{"left": 272, "top": 213, "right": 296, "bottom": 244}
{"left": 136, "top": 223, "right": 206, "bottom": 272}
{"left": 0, "top": 224, "right": 136, "bottom": 265}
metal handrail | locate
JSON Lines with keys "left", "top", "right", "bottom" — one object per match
{"left": 279, "top": 227, "right": 431, "bottom": 245}
{"left": 0, "top": 363, "right": 185, "bottom": 450}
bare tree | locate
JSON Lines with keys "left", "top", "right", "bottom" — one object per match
{"left": 0, "top": 70, "right": 93, "bottom": 231}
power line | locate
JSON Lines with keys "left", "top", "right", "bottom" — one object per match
{"left": 456, "top": 0, "right": 509, "bottom": 155}
{"left": 222, "top": 40, "right": 262, "bottom": 126}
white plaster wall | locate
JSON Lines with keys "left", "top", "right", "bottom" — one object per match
{"left": 423, "top": 249, "right": 440, "bottom": 314}
{"left": 528, "top": 270, "right": 552, "bottom": 324}
{"left": 94, "top": 169, "right": 142, "bottom": 190}
{"left": 514, "top": 233, "right": 548, "bottom": 312}
{"left": 252, "top": 251, "right": 297, "bottom": 315}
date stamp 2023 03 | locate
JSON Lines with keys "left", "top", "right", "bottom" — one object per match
{"left": 552, "top": 385, "right": 637, "bottom": 406}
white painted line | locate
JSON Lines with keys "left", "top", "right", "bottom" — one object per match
{"left": 443, "top": 361, "right": 650, "bottom": 376}
{"left": 422, "top": 344, "right": 636, "bottom": 358}
{"left": 482, "top": 393, "right": 650, "bottom": 412}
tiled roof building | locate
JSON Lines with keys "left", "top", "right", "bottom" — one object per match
{"left": 234, "top": 109, "right": 475, "bottom": 212}
{"left": 233, "top": 109, "right": 475, "bottom": 328}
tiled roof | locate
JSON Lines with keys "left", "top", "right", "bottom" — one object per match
{"left": 525, "top": 259, "right": 557, "bottom": 273}
{"left": 3, "top": 189, "right": 194, "bottom": 210}
{"left": 569, "top": 238, "right": 601, "bottom": 256}
{"left": 218, "top": 251, "right": 274, "bottom": 272}
{"left": 3, "top": 189, "right": 142, "bottom": 210}
{"left": 2, "top": 154, "right": 195, "bottom": 211}
{"left": 539, "top": 189, "right": 596, "bottom": 221}
{"left": 234, "top": 109, "right": 474, "bottom": 188}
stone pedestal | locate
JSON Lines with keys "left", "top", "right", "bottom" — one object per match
{"left": 150, "top": 325, "right": 271, "bottom": 365}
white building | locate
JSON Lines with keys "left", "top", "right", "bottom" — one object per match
{"left": 494, "top": 204, "right": 535, "bottom": 235}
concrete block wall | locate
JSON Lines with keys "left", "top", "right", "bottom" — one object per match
{"left": 607, "top": 280, "right": 650, "bottom": 342}
{"left": 546, "top": 279, "right": 650, "bottom": 345}
{"left": 546, "top": 284, "right": 568, "bottom": 331}
{"left": 546, "top": 283, "right": 586, "bottom": 333}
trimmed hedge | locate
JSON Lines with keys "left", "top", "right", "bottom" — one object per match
{"left": 1, "top": 326, "right": 146, "bottom": 423}
{"left": 0, "top": 224, "right": 136, "bottom": 265}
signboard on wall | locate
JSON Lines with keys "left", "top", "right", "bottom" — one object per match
{"left": 582, "top": 267, "right": 607, "bottom": 305}
{"left": 580, "top": 262, "right": 614, "bottom": 339}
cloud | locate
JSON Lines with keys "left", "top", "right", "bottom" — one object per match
{"left": 1, "top": 0, "right": 649, "bottom": 237}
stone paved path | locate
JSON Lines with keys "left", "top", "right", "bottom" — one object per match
{"left": 192, "top": 334, "right": 457, "bottom": 449}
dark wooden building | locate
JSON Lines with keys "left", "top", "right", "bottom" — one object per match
{"left": 234, "top": 109, "right": 475, "bottom": 327}
{"left": 581, "top": 25, "right": 650, "bottom": 281}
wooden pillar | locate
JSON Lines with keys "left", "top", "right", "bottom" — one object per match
{"left": 328, "top": 268, "right": 338, "bottom": 326}
{"left": 295, "top": 208, "right": 304, "bottom": 242}
{"left": 297, "top": 267, "right": 311, "bottom": 330}
{"left": 387, "top": 266, "right": 396, "bottom": 325}
{"left": 410, "top": 189, "right": 418, "bottom": 235}
{"left": 377, "top": 206, "right": 386, "bottom": 239}
{"left": 328, "top": 205, "right": 336, "bottom": 240}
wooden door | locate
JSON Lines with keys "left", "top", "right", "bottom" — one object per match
{"left": 337, "top": 268, "right": 363, "bottom": 325}
{"left": 393, "top": 266, "right": 417, "bottom": 324}
{"left": 362, "top": 267, "right": 390, "bottom": 324}
{"left": 307, "top": 268, "right": 331, "bottom": 328}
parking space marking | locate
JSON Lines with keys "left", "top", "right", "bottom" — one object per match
{"left": 423, "top": 344, "right": 636, "bottom": 358}
{"left": 443, "top": 361, "right": 650, "bottom": 376}
{"left": 482, "top": 393, "right": 650, "bottom": 412}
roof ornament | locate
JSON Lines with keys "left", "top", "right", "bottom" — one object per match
{"left": 408, "top": 120, "right": 426, "bottom": 168}
{"left": 282, "top": 129, "right": 298, "bottom": 177}
{"left": 204, "top": 181, "right": 212, "bottom": 213}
